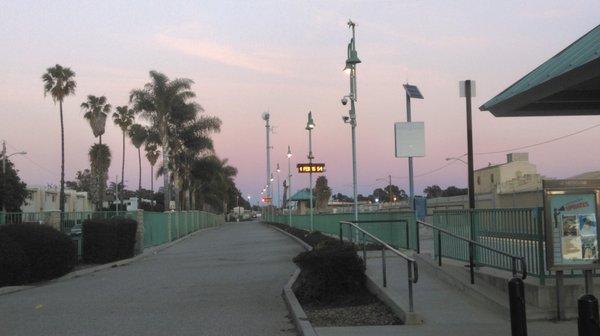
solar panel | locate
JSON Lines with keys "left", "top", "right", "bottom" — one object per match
{"left": 403, "top": 84, "right": 424, "bottom": 99}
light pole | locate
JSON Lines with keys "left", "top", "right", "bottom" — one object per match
{"left": 1, "top": 141, "right": 27, "bottom": 214}
{"left": 276, "top": 163, "right": 281, "bottom": 208}
{"left": 287, "top": 146, "right": 292, "bottom": 226}
{"left": 460, "top": 80, "right": 476, "bottom": 210}
{"left": 262, "top": 112, "right": 272, "bottom": 205}
{"left": 342, "top": 20, "right": 361, "bottom": 223}
{"left": 306, "top": 111, "right": 315, "bottom": 231}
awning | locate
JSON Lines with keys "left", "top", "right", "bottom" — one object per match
{"left": 480, "top": 24, "right": 600, "bottom": 117}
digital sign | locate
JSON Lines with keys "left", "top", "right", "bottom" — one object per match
{"left": 297, "top": 163, "right": 325, "bottom": 174}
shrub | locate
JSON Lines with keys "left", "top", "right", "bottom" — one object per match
{"left": 293, "top": 241, "right": 366, "bottom": 304}
{"left": 0, "top": 223, "right": 76, "bottom": 284}
{"left": 82, "top": 217, "right": 138, "bottom": 264}
{"left": 0, "top": 231, "right": 30, "bottom": 286}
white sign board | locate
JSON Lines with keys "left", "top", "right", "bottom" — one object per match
{"left": 459, "top": 80, "right": 476, "bottom": 97}
{"left": 394, "top": 122, "right": 425, "bottom": 158}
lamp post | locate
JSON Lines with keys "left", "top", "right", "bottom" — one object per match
{"left": 287, "top": 146, "right": 292, "bottom": 227}
{"left": 342, "top": 20, "right": 361, "bottom": 224}
{"left": 276, "top": 163, "right": 281, "bottom": 208}
{"left": 262, "top": 112, "right": 272, "bottom": 205}
{"left": 1, "top": 141, "right": 27, "bottom": 214}
{"left": 306, "top": 111, "right": 315, "bottom": 231}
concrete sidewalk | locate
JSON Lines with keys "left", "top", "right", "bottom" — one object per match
{"left": 315, "top": 253, "right": 577, "bottom": 336}
{"left": 0, "top": 221, "right": 303, "bottom": 336}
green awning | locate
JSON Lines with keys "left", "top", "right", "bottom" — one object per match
{"left": 289, "top": 188, "right": 312, "bottom": 201}
{"left": 480, "top": 24, "right": 600, "bottom": 117}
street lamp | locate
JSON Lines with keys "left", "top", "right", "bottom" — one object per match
{"left": 287, "top": 145, "right": 293, "bottom": 227}
{"left": 262, "top": 112, "right": 272, "bottom": 204}
{"left": 306, "top": 111, "right": 315, "bottom": 231}
{"left": 341, "top": 20, "right": 361, "bottom": 224}
{"left": 446, "top": 156, "right": 468, "bottom": 165}
{"left": 1, "top": 141, "right": 27, "bottom": 214}
{"left": 276, "top": 163, "right": 281, "bottom": 208}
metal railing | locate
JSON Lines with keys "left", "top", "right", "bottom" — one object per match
{"left": 417, "top": 219, "right": 527, "bottom": 283}
{"left": 339, "top": 220, "right": 419, "bottom": 312}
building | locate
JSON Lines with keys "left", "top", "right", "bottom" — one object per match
{"left": 21, "top": 186, "right": 92, "bottom": 213}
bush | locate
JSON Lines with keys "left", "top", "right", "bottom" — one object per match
{"left": 0, "top": 231, "right": 30, "bottom": 286}
{"left": 293, "top": 241, "right": 366, "bottom": 304}
{"left": 0, "top": 223, "right": 77, "bottom": 284}
{"left": 82, "top": 217, "right": 138, "bottom": 264}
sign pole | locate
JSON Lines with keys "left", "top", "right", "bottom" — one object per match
{"left": 406, "top": 92, "right": 414, "bottom": 206}
{"left": 465, "top": 80, "right": 475, "bottom": 210}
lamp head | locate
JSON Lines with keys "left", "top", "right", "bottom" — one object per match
{"left": 287, "top": 145, "right": 292, "bottom": 158}
{"left": 306, "top": 111, "right": 315, "bottom": 130}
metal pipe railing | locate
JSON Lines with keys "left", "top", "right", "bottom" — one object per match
{"left": 339, "top": 220, "right": 418, "bottom": 312}
{"left": 417, "top": 219, "right": 527, "bottom": 282}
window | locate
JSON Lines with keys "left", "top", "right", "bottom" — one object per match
{"left": 491, "top": 174, "right": 495, "bottom": 183}
{"left": 477, "top": 176, "right": 481, "bottom": 185}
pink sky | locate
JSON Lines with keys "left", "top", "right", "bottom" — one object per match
{"left": 0, "top": 1, "right": 599, "bottom": 203}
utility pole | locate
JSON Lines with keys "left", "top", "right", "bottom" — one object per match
{"left": 262, "top": 112, "right": 272, "bottom": 204}
{"left": 2, "top": 141, "right": 6, "bottom": 214}
{"left": 462, "top": 80, "right": 476, "bottom": 210}
{"left": 388, "top": 174, "right": 393, "bottom": 202}
{"left": 287, "top": 146, "right": 293, "bottom": 227}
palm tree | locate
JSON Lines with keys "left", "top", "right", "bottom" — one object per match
{"left": 89, "top": 144, "right": 111, "bottom": 210}
{"left": 144, "top": 143, "right": 160, "bottom": 193}
{"left": 129, "top": 71, "right": 197, "bottom": 210}
{"left": 128, "top": 124, "right": 148, "bottom": 208}
{"left": 191, "top": 155, "right": 237, "bottom": 212}
{"left": 81, "top": 95, "right": 111, "bottom": 144}
{"left": 112, "top": 106, "right": 135, "bottom": 209}
{"left": 42, "top": 64, "right": 76, "bottom": 213}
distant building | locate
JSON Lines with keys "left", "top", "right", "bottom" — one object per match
{"left": 21, "top": 186, "right": 92, "bottom": 212}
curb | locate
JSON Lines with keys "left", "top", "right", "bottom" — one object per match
{"left": 0, "top": 225, "right": 221, "bottom": 297}
{"left": 265, "top": 223, "right": 318, "bottom": 336}
{"left": 365, "top": 271, "right": 424, "bottom": 325}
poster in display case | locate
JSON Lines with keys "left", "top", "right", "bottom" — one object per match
{"left": 543, "top": 179, "right": 600, "bottom": 271}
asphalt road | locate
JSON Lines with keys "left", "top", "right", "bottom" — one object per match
{"left": 0, "top": 221, "right": 302, "bottom": 336}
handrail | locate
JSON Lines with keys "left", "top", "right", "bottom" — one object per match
{"left": 417, "top": 219, "right": 527, "bottom": 282}
{"left": 339, "top": 220, "right": 418, "bottom": 312}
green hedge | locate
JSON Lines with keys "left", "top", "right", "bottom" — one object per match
{"left": 82, "top": 217, "right": 138, "bottom": 264}
{"left": 0, "top": 223, "right": 76, "bottom": 285}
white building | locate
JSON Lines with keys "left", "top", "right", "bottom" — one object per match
{"left": 21, "top": 186, "right": 92, "bottom": 213}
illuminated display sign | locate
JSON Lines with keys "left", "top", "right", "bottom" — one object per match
{"left": 543, "top": 179, "right": 600, "bottom": 271}
{"left": 297, "top": 163, "right": 325, "bottom": 174}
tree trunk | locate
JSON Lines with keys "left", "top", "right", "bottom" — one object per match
{"left": 99, "top": 135, "right": 102, "bottom": 145}
{"left": 121, "top": 130, "right": 125, "bottom": 211}
{"left": 59, "top": 100, "right": 65, "bottom": 213}
{"left": 138, "top": 147, "right": 142, "bottom": 209}
{"left": 150, "top": 165, "right": 154, "bottom": 193}
{"left": 161, "top": 122, "right": 170, "bottom": 210}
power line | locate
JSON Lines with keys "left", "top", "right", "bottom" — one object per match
{"left": 5, "top": 142, "right": 58, "bottom": 179}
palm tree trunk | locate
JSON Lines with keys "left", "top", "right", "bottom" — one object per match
{"left": 121, "top": 130, "right": 125, "bottom": 211}
{"left": 59, "top": 100, "right": 65, "bottom": 213}
{"left": 161, "top": 125, "right": 170, "bottom": 210}
{"left": 150, "top": 165, "right": 154, "bottom": 193}
{"left": 99, "top": 135, "right": 102, "bottom": 145}
{"left": 138, "top": 147, "right": 142, "bottom": 209}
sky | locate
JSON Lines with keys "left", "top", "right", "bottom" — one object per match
{"left": 0, "top": 0, "right": 599, "bottom": 204}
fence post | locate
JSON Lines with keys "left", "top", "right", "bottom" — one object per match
{"left": 509, "top": 277, "right": 528, "bottom": 336}
{"left": 578, "top": 294, "right": 600, "bottom": 336}
{"left": 48, "top": 210, "right": 62, "bottom": 231}
{"left": 438, "top": 231, "right": 442, "bottom": 267}
{"left": 535, "top": 207, "right": 546, "bottom": 285}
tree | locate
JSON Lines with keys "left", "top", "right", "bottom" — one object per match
{"left": 81, "top": 95, "right": 111, "bottom": 144}
{"left": 443, "top": 186, "right": 468, "bottom": 197}
{"left": 332, "top": 193, "right": 353, "bottom": 203}
{"left": 65, "top": 169, "right": 92, "bottom": 193}
{"left": 423, "top": 185, "right": 443, "bottom": 199}
{"left": 128, "top": 124, "right": 148, "bottom": 208}
{"left": 112, "top": 106, "right": 135, "bottom": 205}
{"left": 144, "top": 143, "right": 160, "bottom": 193}
{"left": 314, "top": 176, "right": 332, "bottom": 211}
{"left": 42, "top": 64, "right": 76, "bottom": 213}
{"left": 0, "top": 159, "right": 29, "bottom": 211}
{"left": 130, "top": 71, "right": 198, "bottom": 211}
{"left": 89, "top": 144, "right": 111, "bottom": 210}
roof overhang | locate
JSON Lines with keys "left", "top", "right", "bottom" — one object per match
{"left": 481, "top": 57, "right": 600, "bottom": 117}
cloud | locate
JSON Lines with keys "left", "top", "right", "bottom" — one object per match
{"left": 154, "top": 33, "right": 288, "bottom": 75}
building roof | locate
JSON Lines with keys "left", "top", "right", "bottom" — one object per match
{"left": 480, "top": 24, "right": 600, "bottom": 117}
{"left": 289, "top": 188, "right": 312, "bottom": 201}
{"left": 569, "top": 171, "right": 600, "bottom": 180}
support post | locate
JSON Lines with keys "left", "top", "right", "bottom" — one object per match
{"left": 556, "top": 270, "right": 566, "bottom": 321}
{"left": 382, "top": 247, "right": 387, "bottom": 287}
{"left": 584, "top": 269, "right": 594, "bottom": 295}
{"left": 438, "top": 231, "right": 442, "bottom": 267}
{"left": 578, "top": 294, "right": 600, "bottom": 336}
{"left": 509, "top": 278, "right": 528, "bottom": 336}
{"left": 469, "top": 241, "right": 475, "bottom": 284}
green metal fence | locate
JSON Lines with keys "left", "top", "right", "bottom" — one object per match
{"left": 143, "top": 210, "right": 224, "bottom": 247}
{"left": 432, "top": 208, "right": 547, "bottom": 283}
{"left": 0, "top": 211, "right": 53, "bottom": 226}
{"left": 262, "top": 211, "right": 418, "bottom": 250}
{"left": 61, "top": 211, "right": 137, "bottom": 234}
